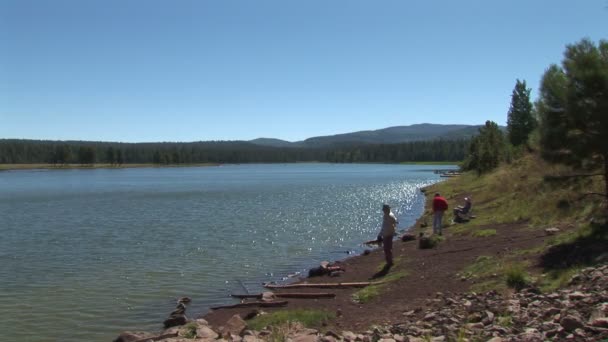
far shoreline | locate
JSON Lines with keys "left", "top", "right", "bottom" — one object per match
{"left": 0, "top": 163, "right": 222, "bottom": 171}
{"left": 0, "top": 161, "right": 459, "bottom": 172}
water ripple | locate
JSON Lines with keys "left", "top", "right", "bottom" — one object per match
{"left": 0, "top": 163, "right": 454, "bottom": 341}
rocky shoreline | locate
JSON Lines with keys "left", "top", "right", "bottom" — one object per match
{"left": 116, "top": 264, "right": 608, "bottom": 341}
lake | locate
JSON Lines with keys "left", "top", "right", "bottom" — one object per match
{"left": 0, "top": 163, "right": 454, "bottom": 341}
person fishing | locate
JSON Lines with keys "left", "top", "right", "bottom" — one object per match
{"left": 378, "top": 204, "right": 398, "bottom": 267}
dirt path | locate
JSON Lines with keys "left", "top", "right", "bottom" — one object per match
{"left": 202, "top": 219, "right": 551, "bottom": 332}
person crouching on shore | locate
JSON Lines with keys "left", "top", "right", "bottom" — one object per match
{"left": 379, "top": 204, "right": 398, "bottom": 267}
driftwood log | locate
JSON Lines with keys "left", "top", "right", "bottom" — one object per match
{"left": 210, "top": 301, "right": 288, "bottom": 310}
{"left": 264, "top": 281, "right": 382, "bottom": 289}
{"left": 231, "top": 292, "right": 336, "bottom": 299}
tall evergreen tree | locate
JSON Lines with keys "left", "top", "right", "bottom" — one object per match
{"left": 507, "top": 79, "right": 536, "bottom": 146}
{"left": 463, "top": 121, "right": 506, "bottom": 174}
{"left": 537, "top": 38, "right": 608, "bottom": 201}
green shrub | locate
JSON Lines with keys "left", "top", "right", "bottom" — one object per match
{"left": 181, "top": 322, "right": 197, "bottom": 339}
{"left": 505, "top": 264, "right": 529, "bottom": 290}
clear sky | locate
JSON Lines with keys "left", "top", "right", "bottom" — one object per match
{"left": 1, "top": 0, "right": 606, "bottom": 143}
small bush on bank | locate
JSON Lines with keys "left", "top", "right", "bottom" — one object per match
{"left": 181, "top": 322, "right": 197, "bottom": 339}
{"left": 505, "top": 264, "right": 529, "bottom": 290}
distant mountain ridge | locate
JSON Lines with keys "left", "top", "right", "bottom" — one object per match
{"left": 249, "top": 123, "right": 492, "bottom": 148}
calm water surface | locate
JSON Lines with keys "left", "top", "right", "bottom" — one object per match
{"left": 0, "top": 163, "right": 454, "bottom": 341}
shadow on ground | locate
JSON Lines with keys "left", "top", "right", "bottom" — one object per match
{"left": 539, "top": 221, "right": 608, "bottom": 270}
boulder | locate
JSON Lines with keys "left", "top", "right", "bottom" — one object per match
{"left": 222, "top": 314, "right": 247, "bottom": 336}
{"left": 197, "top": 326, "right": 219, "bottom": 339}
{"left": 163, "top": 314, "right": 187, "bottom": 328}
{"left": 591, "top": 317, "right": 608, "bottom": 328}
{"left": 560, "top": 315, "right": 584, "bottom": 332}
{"left": 113, "top": 331, "right": 156, "bottom": 342}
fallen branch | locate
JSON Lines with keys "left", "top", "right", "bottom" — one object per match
{"left": 264, "top": 281, "right": 382, "bottom": 289}
{"left": 231, "top": 292, "right": 336, "bottom": 299}
{"left": 210, "top": 301, "right": 288, "bottom": 310}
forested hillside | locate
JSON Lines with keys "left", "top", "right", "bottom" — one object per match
{"left": 0, "top": 138, "right": 469, "bottom": 165}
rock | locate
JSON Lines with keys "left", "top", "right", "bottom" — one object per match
{"left": 163, "top": 314, "right": 187, "bottom": 328}
{"left": 423, "top": 313, "right": 437, "bottom": 321}
{"left": 544, "top": 227, "right": 560, "bottom": 235}
{"left": 325, "top": 330, "right": 341, "bottom": 339}
{"left": 243, "top": 335, "right": 262, "bottom": 342}
{"left": 466, "top": 322, "right": 484, "bottom": 330}
{"left": 261, "top": 292, "right": 275, "bottom": 302}
{"left": 467, "top": 312, "right": 482, "bottom": 323}
{"left": 342, "top": 331, "right": 357, "bottom": 341}
{"left": 568, "top": 291, "right": 587, "bottom": 300}
{"left": 484, "top": 310, "right": 495, "bottom": 324}
{"left": 177, "top": 297, "right": 191, "bottom": 304}
{"left": 407, "top": 337, "right": 425, "bottom": 342}
{"left": 222, "top": 314, "right": 247, "bottom": 336}
{"left": 292, "top": 334, "right": 319, "bottom": 342}
{"left": 363, "top": 249, "right": 372, "bottom": 256}
{"left": 560, "top": 315, "right": 584, "bottom": 332}
{"left": 486, "top": 338, "right": 503, "bottom": 342}
{"left": 393, "top": 334, "right": 405, "bottom": 342}
{"left": 401, "top": 233, "right": 416, "bottom": 242}
{"left": 591, "top": 317, "right": 608, "bottom": 328}
{"left": 418, "top": 237, "right": 433, "bottom": 249}
{"left": 113, "top": 331, "right": 156, "bottom": 342}
{"left": 197, "top": 326, "right": 219, "bottom": 339}
{"left": 463, "top": 300, "right": 473, "bottom": 312}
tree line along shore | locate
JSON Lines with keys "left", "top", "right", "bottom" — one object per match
{"left": 0, "top": 138, "right": 468, "bottom": 166}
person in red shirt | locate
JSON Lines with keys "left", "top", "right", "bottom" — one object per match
{"left": 432, "top": 193, "right": 448, "bottom": 235}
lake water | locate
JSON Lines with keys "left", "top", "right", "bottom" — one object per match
{"left": 0, "top": 163, "right": 453, "bottom": 341}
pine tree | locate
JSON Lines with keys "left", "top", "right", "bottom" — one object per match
{"left": 537, "top": 38, "right": 608, "bottom": 201}
{"left": 507, "top": 79, "right": 536, "bottom": 146}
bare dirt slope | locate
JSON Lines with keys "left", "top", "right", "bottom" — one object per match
{"left": 203, "top": 217, "right": 552, "bottom": 333}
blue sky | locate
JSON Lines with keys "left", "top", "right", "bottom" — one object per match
{"left": 1, "top": 0, "right": 606, "bottom": 143}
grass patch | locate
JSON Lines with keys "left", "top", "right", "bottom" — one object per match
{"left": 419, "top": 234, "right": 445, "bottom": 249}
{"left": 247, "top": 309, "right": 334, "bottom": 331}
{"left": 539, "top": 267, "right": 582, "bottom": 293}
{"left": 472, "top": 229, "right": 496, "bottom": 237}
{"left": 180, "top": 322, "right": 197, "bottom": 339}
{"left": 353, "top": 285, "right": 381, "bottom": 304}
{"left": 460, "top": 256, "right": 506, "bottom": 293}
{"left": 505, "top": 263, "right": 530, "bottom": 290}
{"left": 497, "top": 315, "right": 513, "bottom": 327}
{"left": 352, "top": 271, "right": 407, "bottom": 303}
{"left": 460, "top": 255, "right": 501, "bottom": 279}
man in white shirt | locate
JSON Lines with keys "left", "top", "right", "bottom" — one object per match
{"left": 379, "top": 204, "right": 398, "bottom": 267}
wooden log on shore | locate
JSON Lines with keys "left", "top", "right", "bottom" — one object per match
{"left": 231, "top": 292, "right": 336, "bottom": 299}
{"left": 264, "top": 281, "right": 382, "bottom": 289}
{"left": 210, "top": 301, "right": 288, "bottom": 310}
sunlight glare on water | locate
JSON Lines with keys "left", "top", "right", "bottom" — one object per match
{"left": 0, "top": 163, "right": 454, "bottom": 341}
